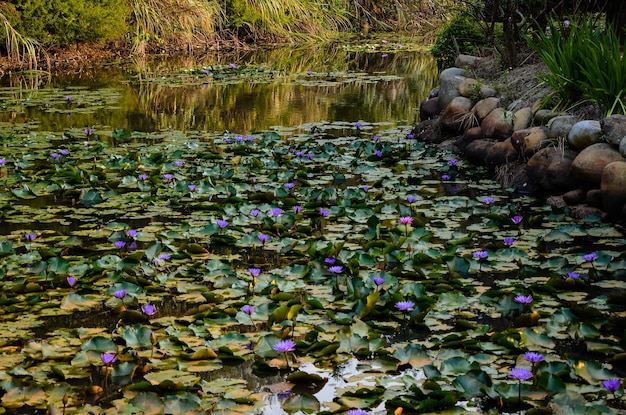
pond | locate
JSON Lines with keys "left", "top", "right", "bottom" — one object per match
{"left": 0, "top": 37, "right": 625, "bottom": 415}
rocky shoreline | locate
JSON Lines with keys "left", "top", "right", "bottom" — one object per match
{"left": 411, "top": 54, "right": 626, "bottom": 221}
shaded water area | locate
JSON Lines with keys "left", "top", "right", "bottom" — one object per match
{"left": 0, "top": 38, "right": 625, "bottom": 415}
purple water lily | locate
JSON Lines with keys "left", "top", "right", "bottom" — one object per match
{"left": 273, "top": 339, "right": 296, "bottom": 353}
{"left": 142, "top": 304, "right": 156, "bottom": 316}
{"left": 514, "top": 295, "right": 533, "bottom": 304}
{"left": 319, "top": 208, "right": 330, "bottom": 217}
{"left": 100, "top": 353, "right": 116, "bottom": 366}
{"left": 509, "top": 367, "right": 533, "bottom": 381}
{"left": 511, "top": 215, "right": 523, "bottom": 224}
{"left": 293, "top": 205, "right": 303, "bottom": 214}
{"left": 603, "top": 378, "right": 621, "bottom": 394}
{"left": 242, "top": 305, "right": 255, "bottom": 315}
{"left": 328, "top": 265, "right": 343, "bottom": 274}
{"left": 473, "top": 250, "right": 489, "bottom": 260}
{"left": 216, "top": 219, "right": 228, "bottom": 229}
{"left": 503, "top": 237, "right": 516, "bottom": 246}
{"left": 523, "top": 352, "right": 544, "bottom": 364}
{"left": 395, "top": 301, "right": 414, "bottom": 311}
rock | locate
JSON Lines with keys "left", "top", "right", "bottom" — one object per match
{"left": 420, "top": 97, "right": 439, "bottom": 120}
{"left": 523, "top": 127, "right": 550, "bottom": 157}
{"left": 567, "top": 120, "right": 603, "bottom": 150}
{"left": 601, "top": 161, "right": 626, "bottom": 217}
{"left": 438, "top": 67, "right": 468, "bottom": 111}
{"left": 458, "top": 78, "right": 480, "bottom": 98}
{"left": 481, "top": 107, "right": 514, "bottom": 140}
{"left": 454, "top": 54, "right": 483, "bottom": 68}
{"left": 455, "top": 126, "right": 483, "bottom": 150}
{"left": 534, "top": 109, "right": 560, "bottom": 125}
{"left": 409, "top": 119, "right": 441, "bottom": 144}
{"left": 570, "top": 143, "right": 625, "bottom": 186}
{"left": 568, "top": 205, "right": 606, "bottom": 219}
{"left": 472, "top": 97, "right": 500, "bottom": 121}
{"left": 563, "top": 189, "right": 585, "bottom": 205}
{"left": 546, "top": 195, "right": 568, "bottom": 209}
{"left": 527, "top": 147, "right": 579, "bottom": 193}
{"left": 479, "top": 85, "right": 498, "bottom": 98}
{"left": 586, "top": 189, "right": 603, "bottom": 208}
{"left": 486, "top": 138, "right": 517, "bottom": 165}
{"left": 440, "top": 97, "right": 475, "bottom": 133}
{"left": 464, "top": 138, "right": 496, "bottom": 165}
{"left": 546, "top": 115, "right": 578, "bottom": 138}
{"left": 600, "top": 114, "right": 626, "bottom": 146}
{"left": 513, "top": 107, "right": 532, "bottom": 131}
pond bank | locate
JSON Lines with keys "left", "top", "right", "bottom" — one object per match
{"left": 412, "top": 54, "right": 626, "bottom": 222}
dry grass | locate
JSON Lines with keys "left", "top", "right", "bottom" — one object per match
{"left": 0, "top": 12, "right": 46, "bottom": 70}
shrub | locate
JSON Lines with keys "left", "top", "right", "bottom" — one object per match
{"left": 9, "top": 0, "right": 129, "bottom": 46}
{"left": 431, "top": 13, "right": 486, "bottom": 69}
{"left": 526, "top": 16, "right": 626, "bottom": 115}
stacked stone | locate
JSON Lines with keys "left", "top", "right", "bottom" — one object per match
{"left": 413, "top": 56, "right": 626, "bottom": 219}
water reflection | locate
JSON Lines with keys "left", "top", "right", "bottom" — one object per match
{"left": 0, "top": 43, "right": 437, "bottom": 135}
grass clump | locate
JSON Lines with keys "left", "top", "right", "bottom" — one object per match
{"left": 526, "top": 16, "right": 626, "bottom": 116}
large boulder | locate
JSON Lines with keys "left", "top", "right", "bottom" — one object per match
{"left": 567, "top": 120, "right": 603, "bottom": 150}
{"left": 601, "top": 161, "right": 626, "bottom": 217}
{"left": 620, "top": 135, "right": 626, "bottom": 158}
{"left": 440, "top": 97, "right": 475, "bottom": 133}
{"left": 481, "top": 107, "right": 514, "bottom": 140}
{"left": 486, "top": 138, "right": 517, "bottom": 165}
{"left": 510, "top": 127, "right": 549, "bottom": 158}
{"left": 472, "top": 97, "right": 500, "bottom": 121}
{"left": 527, "top": 147, "right": 579, "bottom": 193}
{"left": 420, "top": 97, "right": 439, "bottom": 120}
{"left": 546, "top": 115, "right": 578, "bottom": 138}
{"left": 438, "top": 67, "right": 468, "bottom": 112}
{"left": 464, "top": 138, "right": 496, "bottom": 165}
{"left": 600, "top": 114, "right": 626, "bottom": 146}
{"left": 513, "top": 107, "right": 532, "bottom": 131}
{"left": 570, "top": 143, "right": 625, "bottom": 186}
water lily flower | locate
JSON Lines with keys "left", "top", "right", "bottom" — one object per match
{"left": 511, "top": 215, "right": 523, "bottom": 224}
{"left": 295, "top": 150, "right": 305, "bottom": 157}
{"left": 395, "top": 301, "right": 415, "bottom": 311}
{"left": 448, "top": 159, "right": 458, "bottom": 166}
{"left": 142, "top": 304, "right": 156, "bottom": 316}
{"left": 248, "top": 267, "right": 261, "bottom": 277}
{"left": 306, "top": 152, "right": 314, "bottom": 159}
{"left": 258, "top": 233, "right": 269, "bottom": 244}
{"left": 354, "top": 122, "right": 363, "bottom": 130}
{"left": 274, "top": 339, "right": 296, "bottom": 353}
{"left": 319, "top": 208, "right": 330, "bottom": 217}
{"left": 114, "top": 289, "right": 127, "bottom": 300}
{"left": 399, "top": 217, "right": 413, "bottom": 225}
{"left": 374, "top": 150, "right": 383, "bottom": 157}
{"left": 126, "top": 229, "right": 138, "bottom": 238}
{"left": 67, "top": 276, "right": 77, "bottom": 288}
{"left": 293, "top": 205, "right": 302, "bottom": 214}
{"left": 509, "top": 367, "right": 533, "bottom": 381}
{"left": 373, "top": 276, "right": 385, "bottom": 286}
{"left": 201, "top": 68, "right": 210, "bottom": 75}
{"left": 229, "top": 63, "right": 236, "bottom": 68}
{"left": 216, "top": 219, "right": 228, "bottom": 228}
{"left": 50, "top": 152, "right": 60, "bottom": 159}
{"left": 602, "top": 378, "right": 621, "bottom": 393}
{"left": 188, "top": 184, "right": 197, "bottom": 191}
{"left": 347, "top": 410, "right": 368, "bottom": 415}
{"left": 158, "top": 253, "right": 171, "bottom": 261}
{"left": 406, "top": 195, "right": 417, "bottom": 203}
{"left": 583, "top": 252, "right": 598, "bottom": 262}
{"left": 503, "top": 237, "right": 516, "bottom": 246}
{"left": 381, "top": 53, "right": 389, "bottom": 58}
{"left": 58, "top": 149, "right": 70, "bottom": 156}
{"left": 482, "top": 197, "right": 495, "bottom": 204}
{"left": 0, "top": 158, "right": 6, "bottom": 165}
{"left": 566, "top": 271, "right": 580, "bottom": 279}
{"left": 174, "top": 160, "right": 185, "bottom": 167}
{"left": 84, "top": 127, "right": 93, "bottom": 137}
{"left": 271, "top": 207, "right": 283, "bottom": 217}
{"left": 328, "top": 265, "right": 343, "bottom": 274}
{"left": 363, "top": 185, "right": 370, "bottom": 192}
{"left": 65, "top": 96, "right": 72, "bottom": 102}
{"left": 514, "top": 295, "right": 533, "bottom": 304}
{"left": 325, "top": 256, "right": 336, "bottom": 265}
{"left": 224, "top": 137, "right": 231, "bottom": 143}
{"left": 373, "top": 135, "right": 380, "bottom": 141}
{"left": 23, "top": 233, "right": 37, "bottom": 242}
{"left": 306, "top": 69, "right": 312, "bottom": 75}
{"left": 250, "top": 209, "right": 260, "bottom": 217}
{"left": 115, "top": 241, "right": 126, "bottom": 249}
{"left": 473, "top": 250, "right": 489, "bottom": 259}
{"left": 100, "top": 353, "right": 116, "bottom": 366}
{"left": 138, "top": 174, "right": 148, "bottom": 181}
{"left": 523, "top": 352, "right": 545, "bottom": 364}
{"left": 242, "top": 305, "right": 255, "bottom": 315}
{"left": 441, "top": 174, "right": 451, "bottom": 180}
{"left": 284, "top": 182, "right": 295, "bottom": 189}
{"left": 163, "top": 173, "right": 174, "bottom": 181}
{"left": 381, "top": 39, "right": 388, "bottom": 44}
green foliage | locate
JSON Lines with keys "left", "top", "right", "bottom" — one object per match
{"left": 527, "top": 16, "right": 626, "bottom": 115}
{"left": 9, "top": 0, "right": 129, "bottom": 46}
{"left": 431, "top": 13, "right": 485, "bottom": 69}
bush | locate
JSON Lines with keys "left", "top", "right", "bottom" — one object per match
{"left": 9, "top": 0, "right": 129, "bottom": 46}
{"left": 431, "top": 13, "right": 486, "bottom": 69}
{"left": 526, "top": 16, "right": 626, "bottom": 115}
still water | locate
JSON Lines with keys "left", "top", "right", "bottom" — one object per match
{"left": 0, "top": 41, "right": 438, "bottom": 136}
